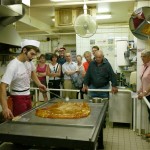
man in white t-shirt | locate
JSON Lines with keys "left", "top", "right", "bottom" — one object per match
{"left": 62, "top": 53, "right": 79, "bottom": 99}
{"left": 0, "top": 39, "right": 46, "bottom": 120}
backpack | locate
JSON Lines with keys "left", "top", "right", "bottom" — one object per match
{"left": 71, "top": 73, "right": 83, "bottom": 89}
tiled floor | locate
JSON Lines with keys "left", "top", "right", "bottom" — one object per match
{"left": 103, "top": 123, "right": 150, "bottom": 150}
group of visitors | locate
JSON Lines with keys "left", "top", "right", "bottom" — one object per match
{"left": 35, "top": 45, "right": 118, "bottom": 101}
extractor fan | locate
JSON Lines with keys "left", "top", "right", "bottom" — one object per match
{"left": 74, "top": 0, "right": 97, "bottom": 38}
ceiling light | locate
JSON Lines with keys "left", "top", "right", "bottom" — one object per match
{"left": 52, "top": 18, "right": 55, "bottom": 22}
{"left": 96, "top": 14, "right": 112, "bottom": 20}
{"left": 98, "top": 8, "right": 109, "bottom": 13}
{"left": 97, "top": 3, "right": 110, "bottom": 13}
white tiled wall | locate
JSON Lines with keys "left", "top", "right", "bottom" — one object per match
{"left": 76, "top": 25, "right": 130, "bottom": 71}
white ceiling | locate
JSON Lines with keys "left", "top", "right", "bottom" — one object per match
{"left": 15, "top": 0, "right": 136, "bottom": 37}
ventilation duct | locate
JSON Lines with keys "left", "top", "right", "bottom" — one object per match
{"left": 0, "top": 0, "right": 25, "bottom": 47}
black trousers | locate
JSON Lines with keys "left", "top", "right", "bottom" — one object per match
{"left": 146, "top": 95, "right": 150, "bottom": 122}
{"left": 48, "top": 80, "right": 60, "bottom": 99}
{"left": 76, "top": 88, "right": 85, "bottom": 99}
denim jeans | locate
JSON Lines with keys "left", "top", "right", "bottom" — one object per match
{"left": 89, "top": 84, "right": 109, "bottom": 98}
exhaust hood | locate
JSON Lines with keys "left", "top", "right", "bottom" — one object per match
{"left": 0, "top": 25, "right": 21, "bottom": 47}
{"left": 0, "top": 0, "right": 25, "bottom": 47}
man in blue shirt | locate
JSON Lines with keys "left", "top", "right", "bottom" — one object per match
{"left": 57, "top": 47, "right": 66, "bottom": 86}
{"left": 82, "top": 50, "right": 118, "bottom": 98}
{"left": 58, "top": 47, "right": 66, "bottom": 65}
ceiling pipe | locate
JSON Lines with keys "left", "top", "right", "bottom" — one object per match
{"left": 0, "top": 0, "right": 24, "bottom": 28}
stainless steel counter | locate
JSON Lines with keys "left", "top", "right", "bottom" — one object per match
{"left": 0, "top": 100, "right": 108, "bottom": 150}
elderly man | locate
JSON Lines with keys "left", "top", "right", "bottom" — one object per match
{"left": 62, "top": 53, "right": 78, "bottom": 99}
{"left": 138, "top": 50, "right": 150, "bottom": 138}
{"left": 82, "top": 50, "right": 118, "bottom": 98}
{"left": 0, "top": 39, "right": 46, "bottom": 120}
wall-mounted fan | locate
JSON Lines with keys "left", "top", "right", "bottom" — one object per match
{"left": 74, "top": 0, "right": 97, "bottom": 38}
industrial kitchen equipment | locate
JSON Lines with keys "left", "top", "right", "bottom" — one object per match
{"left": 0, "top": 99, "right": 108, "bottom": 150}
{"left": 109, "top": 91, "right": 132, "bottom": 128}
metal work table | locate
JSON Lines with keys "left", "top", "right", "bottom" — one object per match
{"left": 0, "top": 99, "right": 108, "bottom": 150}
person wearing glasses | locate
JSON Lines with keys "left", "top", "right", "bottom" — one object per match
{"left": 62, "top": 53, "right": 79, "bottom": 99}
{"left": 138, "top": 50, "right": 150, "bottom": 138}
{"left": 0, "top": 39, "right": 47, "bottom": 120}
{"left": 57, "top": 47, "right": 66, "bottom": 87}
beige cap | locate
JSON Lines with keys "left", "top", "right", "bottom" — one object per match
{"left": 21, "top": 39, "right": 40, "bottom": 48}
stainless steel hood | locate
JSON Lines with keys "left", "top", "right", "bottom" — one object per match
{"left": 0, "top": 25, "right": 21, "bottom": 47}
{"left": 0, "top": 0, "right": 24, "bottom": 47}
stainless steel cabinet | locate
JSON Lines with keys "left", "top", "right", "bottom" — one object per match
{"left": 109, "top": 90, "right": 132, "bottom": 127}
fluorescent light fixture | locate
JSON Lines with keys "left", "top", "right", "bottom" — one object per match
{"left": 96, "top": 14, "right": 112, "bottom": 20}
{"left": 52, "top": 18, "right": 55, "bottom": 22}
{"left": 22, "top": 0, "right": 30, "bottom": 6}
{"left": 97, "top": 3, "right": 110, "bottom": 13}
{"left": 98, "top": 8, "right": 109, "bottom": 13}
